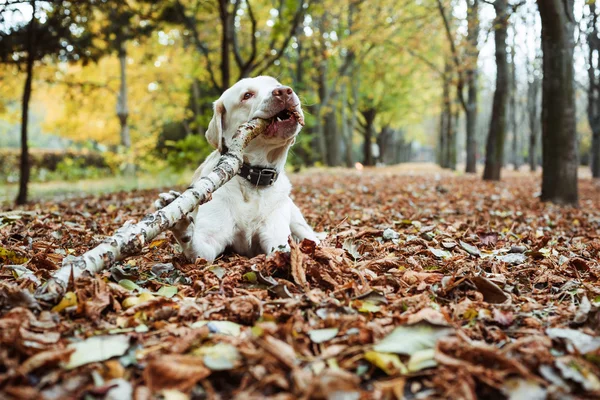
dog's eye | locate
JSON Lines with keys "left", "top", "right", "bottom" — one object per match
{"left": 242, "top": 92, "right": 254, "bottom": 101}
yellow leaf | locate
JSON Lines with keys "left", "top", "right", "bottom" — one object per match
{"left": 358, "top": 301, "right": 381, "bottom": 313}
{"left": 149, "top": 239, "right": 167, "bottom": 248}
{"left": 52, "top": 292, "right": 78, "bottom": 313}
{"left": 364, "top": 351, "right": 408, "bottom": 375}
{"left": 138, "top": 292, "right": 155, "bottom": 302}
{"left": 122, "top": 296, "right": 141, "bottom": 309}
{"left": 0, "top": 246, "right": 28, "bottom": 264}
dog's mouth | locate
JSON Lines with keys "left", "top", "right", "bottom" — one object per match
{"left": 263, "top": 108, "right": 304, "bottom": 138}
{"left": 274, "top": 109, "right": 293, "bottom": 123}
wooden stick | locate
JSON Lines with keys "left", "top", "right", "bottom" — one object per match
{"left": 35, "top": 118, "right": 270, "bottom": 302}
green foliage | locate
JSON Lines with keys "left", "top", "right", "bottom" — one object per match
{"left": 49, "top": 157, "right": 107, "bottom": 182}
{"left": 164, "top": 134, "right": 213, "bottom": 172}
{"left": 0, "top": 149, "right": 110, "bottom": 183}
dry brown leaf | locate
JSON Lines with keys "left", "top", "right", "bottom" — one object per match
{"left": 143, "top": 354, "right": 211, "bottom": 392}
{"left": 289, "top": 238, "right": 308, "bottom": 291}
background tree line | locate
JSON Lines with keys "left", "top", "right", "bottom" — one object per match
{"left": 0, "top": 0, "right": 597, "bottom": 206}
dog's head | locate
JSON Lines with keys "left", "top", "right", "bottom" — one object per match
{"left": 205, "top": 76, "right": 304, "bottom": 167}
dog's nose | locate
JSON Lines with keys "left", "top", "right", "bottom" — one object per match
{"left": 272, "top": 86, "right": 293, "bottom": 100}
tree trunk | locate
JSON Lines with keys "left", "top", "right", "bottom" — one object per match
{"left": 340, "top": 83, "right": 353, "bottom": 167}
{"left": 593, "top": 118, "right": 600, "bottom": 179}
{"left": 314, "top": 59, "right": 329, "bottom": 165}
{"left": 587, "top": 2, "right": 600, "bottom": 179}
{"left": 295, "top": 24, "right": 304, "bottom": 92}
{"left": 349, "top": 68, "right": 360, "bottom": 165}
{"left": 218, "top": 0, "right": 231, "bottom": 90}
{"left": 117, "top": 42, "right": 135, "bottom": 176}
{"left": 361, "top": 108, "right": 376, "bottom": 166}
{"left": 448, "top": 93, "right": 459, "bottom": 170}
{"left": 527, "top": 75, "right": 540, "bottom": 172}
{"left": 438, "top": 110, "right": 447, "bottom": 168}
{"left": 538, "top": 0, "right": 578, "bottom": 204}
{"left": 510, "top": 33, "right": 520, "bottom": 170}
{"left": 190, "top": 79, "right": 204, "bottom": 136}
{"left": 16, "top": 0, "right": 36, "bottom": 206}
{"left": 483, "top": 0, "right": 509, "bottom": 181}
{"left": 465, "top": 77, "right": 478, "bottom": 173}
{"left": 439, "top": 66, "right": 452, "bottom": 168}
{"left": 324, "top": 108, "right": 340, "bottom": 166}
{"left": 465, "top": 0, "right": 479, "bottom": 174}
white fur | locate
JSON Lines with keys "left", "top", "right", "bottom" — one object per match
{"left": 155, "top": 76, "right": 318, "bottom": 262}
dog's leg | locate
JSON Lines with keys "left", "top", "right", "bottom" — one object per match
{"left": 179, "top": 200, "right": 234, "bottom": 262}
{"left": 155, "top": 191, "right": 228, "bottom": 262}
{"left": 259, "top": 207, "right": 292, "bottom": 254}
{"left": 289, "top": 200, "right": 320, "bottom": 244}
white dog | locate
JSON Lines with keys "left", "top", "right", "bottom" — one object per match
{"left": 155, "top": 76, "right": 319, "bottom": 262}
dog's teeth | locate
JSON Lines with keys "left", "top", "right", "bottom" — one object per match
{"left": 277, "top": 117, "right": 282, "bottom": 122}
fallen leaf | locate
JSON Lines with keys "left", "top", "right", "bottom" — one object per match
{"left": 354, "top": 289, "right": 388, "bottom": 305}
{"left": 470, "top": 276, "right": 509, "bottom": 304}
{"left": 492, "top": 309, "right": 514, "bottom": 326}
{"left": 191, "top": 320, "right": 242, "bottom": 337}
{"left": 0, "top": 281, "right": 40, "bottom": 311}
{"left": 407, "top": 348, "right": 437, "bottom": 372}
{"left": 268, "top": 284, "right": 294, "bottom": 299}
{"left": 290, "top": 239, "right": 308, "bottom": 290}
{"left": 478, "top": 232, "right": 499, "bottom": 247}
{"left": 546, "top": 328, "right": 600, "bottom": 354}
{"left": 374, "top": 324, "right": 454, "bottom": 355}
{"left": 157, "top": 285, "right": 178, "bottom": 298}
{"left": 51, "top": 292, "right": 78, "bottom": 313}
{"left": 151, "top": 262, "right": 174, "bottom": 276}
{"left": 208, "top": 265, "right": 226, "bottom": 279}
{"left": 118, "top": 279, "right": 141, "bottom": 292}
{"left": 195, "top": 343, "right": 240, "bottom": 371}
{"left": 358, "top": 301, "right": 381, "bottom": 313}
{"left": 364, "top": 351, "right": 408, "bottom": 375}
{"left": 574, "top": 296, "right": 591, "bottom": 324}
{"left": 65, "top": 335, "right": 131, "bottom": 369}
{"left": 555, "top": 356, "right": 600, "bottom": 391}
{"left": 459, "top": 240, "right": 481, "bottom": 257}
{"left": 441, "top": 241, "right": 457, "bottom": 249}
{"left": 0, "top": 246, "right": 28, "bottom": 264}
{"left": 406, "top": 307, "right": 450, "bottom": 326}
{"left": 501, "top": 378, "right": 547, "bottom": 400}
{"left": 497, "top": 253, "right": 526, "bottom": 265}
{"left": 18, "top": 348, "right": 74, "bottom": 375}
{"left": 309, "top": 328, "right": 339, "bottom": 344}
{"left": 143, "top": 354, "right": 211, "bottom": 392}
{"left": 429, "top": 248, "right": 452, "bottom": 259}
{"left": 382, "top": 228, "right": 400, "bottom": 241}
{"left": 343, "top": 238, "right": 361, "bottom": 260}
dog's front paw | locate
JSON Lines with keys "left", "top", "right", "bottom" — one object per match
{"left": 154, "top": 190, "right": 182, "bottom": 210}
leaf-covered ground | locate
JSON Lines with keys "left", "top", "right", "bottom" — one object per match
{"left": 1, "top": 166, "right": 600, "bottom": 400}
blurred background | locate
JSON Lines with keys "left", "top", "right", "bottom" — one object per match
{"left": 0, "top": 0, "right": 596, "bottom": 204}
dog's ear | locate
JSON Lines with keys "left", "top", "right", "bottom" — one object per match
{"left": 206, "top": 100, "right": 226, "bottom": 151}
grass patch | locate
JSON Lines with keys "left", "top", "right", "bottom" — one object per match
{"left": 1, "top": 169, "right": 195, "bottom": 206}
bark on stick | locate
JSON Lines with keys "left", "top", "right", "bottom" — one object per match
{"left": 35, "top": 118, "right": 270, "bottom": 302}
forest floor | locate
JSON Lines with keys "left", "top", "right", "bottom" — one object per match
{"left": 1, "top": 165, "right": 600, "bottom": 399}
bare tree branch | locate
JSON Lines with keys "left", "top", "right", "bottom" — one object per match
{"left": 174, "top": 0, "right": 220, "bottom": 91}
{"left": 436, "top": 0, "right": 467, "bottom": 111}
{"left": 254, "top": 0, "right": 307, "bottom": 76}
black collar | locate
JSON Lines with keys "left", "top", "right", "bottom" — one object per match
{"left": 238, "top": 163, "right": 279, "bottom": 186}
